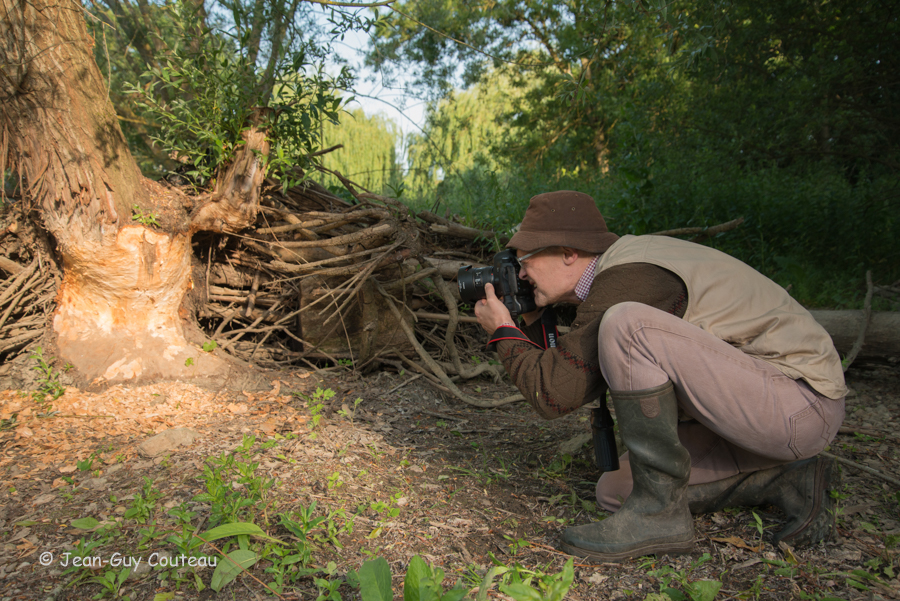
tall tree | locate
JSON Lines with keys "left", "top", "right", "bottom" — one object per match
{"left": 658, "top": 0, "right": 900, "bottom": 178}
{"left": 367, "top": 0, "right": 669, "bottom": 170}
{"left": 320, "top": 108, "right": 403, "bottom": 195}
{"left": 0, "top": 0, "right": 358, "bottom": 382}
{"left": 1, "top": 0, "right": 215, "bottom": 382}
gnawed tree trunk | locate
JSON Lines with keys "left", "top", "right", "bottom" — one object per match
{"left": 1, "top": 0, "right": 230, "bottom": 382}
{"left": 191, "top": 119, "right": 269, "bottom": 234}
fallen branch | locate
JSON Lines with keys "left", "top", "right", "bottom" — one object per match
{"left": 380, "top": 267, "right": 439, "bottom": 292}
{"left": 376, "top": 281, "right": 523, "bottom": 408}
{"left": 416, "top": 210, "right": 451, "bottom": 226}
{"left": 385, "top": 373, "right": 424, "bottom": 395}
{"left": 0, "top": 269, "right": 43, "bottom": 330}
{"left": 810, "top": 310, "right": 900, "bottom": 359}
{"left": 874, "top": 285, "right": 900, "bottom": 300}
{"left": 415, "top": 311, "right": 478, "bottom": 324}
{"left": 0, "top": 257, "right": 23, "bottom": 275}
{"left": 429, "top": 223, "right": 509, "bottom": 244}
{"left": 255, "top": 208, "right": 390, "bottom": 235}
{"left": 268, "top": 222, "right": 396, "bottom": 249}
{"left": 838, "top": 425, "right": 900, "bottom": 442}
{"left": 650, "top": 217, "right": 745, "bottom": 241}
{"left": 0, "top": 259, "right": 37, "bottom": 307}
{"left": 0, "top": 330, "right": 42, "bottom": 353}
{"left": 821, "top": 451, "right": 900, "bottom": 488}
{"left": 422, "top": 258, "right": 503, "bottom": 382}
{"left": 842, "top": 270, "right": 873, "bottom": 372}
{"left": 266, "top": 244, "right": 394, "bottom": 275}
{"left": 380, "top": 357, "right": 453, "bottom": 393}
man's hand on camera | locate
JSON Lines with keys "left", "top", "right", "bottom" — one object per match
{"left": 474, "top": 283, "right": 514, "bottom": 333}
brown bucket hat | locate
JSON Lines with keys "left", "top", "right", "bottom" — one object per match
{"left": 507, "top": 190, "right": 619, "bottom": 254}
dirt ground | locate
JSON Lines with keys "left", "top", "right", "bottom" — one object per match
{"left": 0, "top": 357, "right": 898, "bottom": 601}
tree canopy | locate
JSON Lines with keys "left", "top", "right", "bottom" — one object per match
{"left": 372, "top": 0, "right": 899, "bottom": 305}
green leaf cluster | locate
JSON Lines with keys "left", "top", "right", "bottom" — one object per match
{"left": 124, "top": 0, "right": 349, "bottom": 191}
{"left": 377, "top": 0, "right": 898, "bottom": 302}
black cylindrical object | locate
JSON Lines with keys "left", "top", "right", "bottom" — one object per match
{"left": 457, "top": 250, "right": 537, "bottom": 319}
{"left": 591, "top": 402, "right": 620, "bottom": 473}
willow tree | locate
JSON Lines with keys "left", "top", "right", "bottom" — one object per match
{"left": 320, "top": 108, "right": 403, "bottom": 195}
{"left": 367, "top": 0, "right": 669, "bottom": 171}
{"left": 0, "top": 0, "right": 358, "bottom": 382}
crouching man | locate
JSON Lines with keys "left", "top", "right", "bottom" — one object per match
{"left": 474, "top": 190, "right": 846, "bottom": 561}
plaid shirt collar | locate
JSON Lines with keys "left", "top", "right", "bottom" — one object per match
{"left": 575, "top": 256, "right": 600, "bottom": 302}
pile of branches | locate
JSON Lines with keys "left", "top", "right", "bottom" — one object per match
{"left": 190, "top": 166, "right": 524, "bottom": 406}
{"left": 0, "top": 166, "right": 751, "bottom": 409}
{"left": 0, "top": 214, "right": 58, "bottom": 360}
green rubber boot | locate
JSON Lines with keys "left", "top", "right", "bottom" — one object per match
{"left": 560, "top": 381, "right": 694, "bottom": 561}
{"left": 687, "top": 456, "right": 836, "bottom": 546}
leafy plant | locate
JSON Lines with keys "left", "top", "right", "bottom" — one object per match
{"left": 124, "top": 477, "right": 162, "bottom": 524}
{"left": 327, "top": 471, "right": 343, "bottom": 491}
{"left": 337, "top": 397, "right": 363, "bottom": 423}
{"left": 314, "top": 574, "right": 345, "bottom": 601}
{"left": 497, "top": 558, "right": 575, "bottom": 601}
{"left": 646, "top": 553, "right": 722, "bottom": 601}
{"left": 359, "top": 555, "right": 468, "bottom": 601}
{"left": 77, "top": 452, "right": 98, "bottom": 472}
{"left": 193, "top": 449, "right": 274, "bottom": 527}
{"left": 30, "top": 346, "right": 65, "bottom": 410}
{"left": 294, "top": 387, "right": 336, "bottom": 437}
{"left": 503, "top": 534, "right": 530, "bottom": 556}
{"left": 89, "top": 567, "right": 132, "bottom": 600}
{"left": 126, "top": 0, "right": 350, "bottom": 192}
{"left": 131, "top": 204, "right": 161, "bottom": 227}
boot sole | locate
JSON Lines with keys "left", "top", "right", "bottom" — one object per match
{"left": 559, "top": 537, "right": 695, "bottom": 563}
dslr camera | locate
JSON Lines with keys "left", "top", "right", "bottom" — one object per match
{"left": 457, "top": 250, "right": 537, "bottom": 319}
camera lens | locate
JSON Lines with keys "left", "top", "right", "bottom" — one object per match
{"left": 457, "top": 265, "right": 494, "bottom": 303}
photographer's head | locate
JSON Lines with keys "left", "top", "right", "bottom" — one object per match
{"left": 508, "top": 191, "right": 618, "bottom": 306}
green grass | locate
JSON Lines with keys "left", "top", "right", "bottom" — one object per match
{"left": 403, "top": 155, "right": 898, "bottom": 310}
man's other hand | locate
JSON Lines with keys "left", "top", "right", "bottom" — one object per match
{"left": 474, "top": 283, "right": 515, "bottom": 333}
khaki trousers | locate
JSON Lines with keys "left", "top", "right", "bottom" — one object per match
{"left": 595, "top": 302, "right": 845, "bottom": 512}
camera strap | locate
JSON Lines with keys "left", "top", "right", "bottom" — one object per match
{"left": 540, "top": 308, "right": 559, "bottom": 349}
{"left": 486, "top": 307, "right": 559, "bottom": 352}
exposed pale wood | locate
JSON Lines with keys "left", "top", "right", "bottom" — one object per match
{"left": 416, "top": 210, "right": 451, "bottom": 226}
{"left": 191, "top": 110, "right": 270, "bottom": 234}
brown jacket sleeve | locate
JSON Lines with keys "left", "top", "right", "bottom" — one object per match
{"left": 493, "top": 263, "right": 688, "bottom": 419}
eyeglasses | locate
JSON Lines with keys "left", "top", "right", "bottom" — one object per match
{"left": 516, "top": 247, "right": 547, "bottom": 269}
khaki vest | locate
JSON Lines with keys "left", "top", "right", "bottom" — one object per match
{"left": 595, "top": 235, "right": 847, "bottom": 399}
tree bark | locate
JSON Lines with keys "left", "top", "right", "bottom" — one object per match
{"left": 1, "top": 0, "right": 227, "bottom": 382}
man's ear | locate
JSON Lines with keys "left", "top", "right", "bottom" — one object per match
{"left": 560, "top": 247, "right": 580, "bottom": 265}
